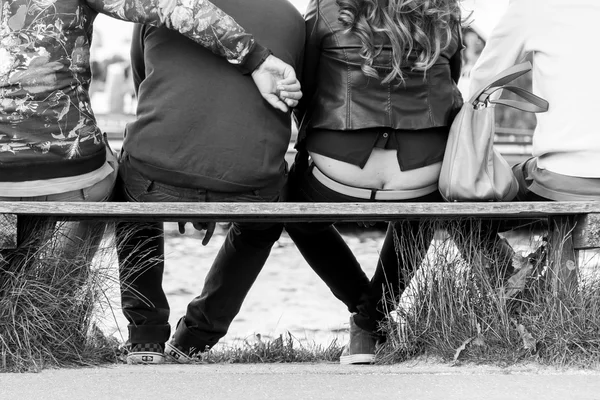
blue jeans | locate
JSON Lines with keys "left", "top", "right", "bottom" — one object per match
{"left": 115, "top": 155, "right": 284, "bottom": 349}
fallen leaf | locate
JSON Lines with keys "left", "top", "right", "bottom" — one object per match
{"left": 452, "top": 337, "right": 473, "bottom": 364}
{"left": 516, "top": 323, "right": 536, "bottom": 351}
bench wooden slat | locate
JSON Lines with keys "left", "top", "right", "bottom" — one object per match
{"left": 1, "top": 201, "right": 599, "bottom": 222}
{"left": 1, "top": 201, "right": 597, "bottom": 295}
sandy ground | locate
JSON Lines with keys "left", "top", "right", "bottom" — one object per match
{"left": 97, "top": 223, "right": 384, "bottom": 347}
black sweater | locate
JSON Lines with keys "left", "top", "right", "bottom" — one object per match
{"left": 124, "top": 0, "right": 305, "bottom": 192}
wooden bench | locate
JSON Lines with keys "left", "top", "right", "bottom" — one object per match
{"left": 1, "top": 201, "right": 599, "bottom": 293}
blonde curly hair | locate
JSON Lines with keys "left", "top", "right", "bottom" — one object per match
{"left": 337, "top": 0, "right": 461, "bottom": 84}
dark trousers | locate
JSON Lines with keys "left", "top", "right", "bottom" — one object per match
{"left": 284, "top": 159, "right": 441, "bottom": 333}
{"left": 284, "top": 156, "right": 513, "bottom": 334}
{"left": 116, "top": 155, "right": 283, "bottom": 349}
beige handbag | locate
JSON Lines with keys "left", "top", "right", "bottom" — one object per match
{"left": 439, "top": 62, "right": 549, "bottom": 202}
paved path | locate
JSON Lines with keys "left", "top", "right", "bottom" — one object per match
{"left": 2, "top": 362, "right": 600, "bottom": 400}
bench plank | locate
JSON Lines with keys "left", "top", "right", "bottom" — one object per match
{"left": 1, "top": 201, "right": 599, "bottom": 222}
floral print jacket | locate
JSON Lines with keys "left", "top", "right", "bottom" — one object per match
{"left": 0, "top": 0, "right": 267, "bottom": 182}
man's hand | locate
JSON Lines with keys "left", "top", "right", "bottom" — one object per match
{"left": 178, "top": 221, "right": 216, "bottom": 246}
{"left": 252, "top": 55, "right": 302, "bottom": 112}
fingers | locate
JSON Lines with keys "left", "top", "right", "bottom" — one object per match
{"left": 191, "top": 221, "right": 217, "bottom": 246}
{"left": 279, "top": 63, "right": 296, "bottom": 81}
{"left": 251, "top": 54, "right": 299, "bottom": 113}
{"left": 263, "top": 93, "right": 289, "bottom": 113}
{"left": 178, "top": 222, "right": 186, "bottom": 234}
{"left": 202, "top": 222, "right": 216, "bottom": 246}
{"left": 278, "top": 88, "right": 302, "bottom": 101}
{"left": 284, "top": 98, "right": 298, "bottom": 108}
{"left": 276, "top": 77, "right": 300, "bottom": 89}
{"left": 277, "top": 80, "right": 302, "bottom": 109}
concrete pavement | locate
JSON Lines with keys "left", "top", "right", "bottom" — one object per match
{"left": 2, "top": 362, "right": 600, "bottom": 400}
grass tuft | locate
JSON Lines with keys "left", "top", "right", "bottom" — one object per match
{"left": 377, "top": 220, "right": 600, "bottom": 368}
{"left": 0, "top": 218, "right": 121, "bottom": 372}
{"left": 203, "top": 332, "right": 343, "bottom": 363}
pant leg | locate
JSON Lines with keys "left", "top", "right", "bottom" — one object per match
{"left": 361, "top": 220, "right": 434, "bottom": 333}
{"left": 512, "top": 158, "right": 553, "bottom": 202}
{"left": 284, "top": 160, "right": 371, "bottom": 326}
{"left": 173, "top": 220, "right": 283, "bottom": 351}
{"left": 115, "top": 159, "right": 170, "bottom": 344}
{"left": 116, "top": 220, "right": 170, "bottom": 344}
{"left": 285, "top": 222, "right": 371, "bottom": 317}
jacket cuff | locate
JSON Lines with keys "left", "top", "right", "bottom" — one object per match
{"left": 237, "top": 43, "right": 272, "bottom": 75}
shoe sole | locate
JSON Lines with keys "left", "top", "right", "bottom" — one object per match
{"left": 339, "top": 353, "right": 375, "bottom": 365}
{"left": 164, "top": 342, "right": 193, "bottom": 364}
{"left": 126, "top": 352, "right": 165, "bottom": 365}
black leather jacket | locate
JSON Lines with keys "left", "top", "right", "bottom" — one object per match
{"left": 296, "top": 0, "right": 463, "bottom": 143}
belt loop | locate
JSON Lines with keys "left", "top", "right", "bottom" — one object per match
{"left": 370, "top": 189, "right": 377, "bottom": 201}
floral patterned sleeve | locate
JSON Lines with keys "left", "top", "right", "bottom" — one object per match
{"left": 86, "top": 0, "right": 270, "bottom": 72}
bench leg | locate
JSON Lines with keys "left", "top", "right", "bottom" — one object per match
{"left": 547, "top": 215, "right": 578, "bottom": 295}
{"left": 0, "top": 214, "right": 17, "bottom": 250}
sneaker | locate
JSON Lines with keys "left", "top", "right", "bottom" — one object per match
{"left": 126, "top": 343, "right": 165, "bottom": 365}
{"left": 339, "top": 314, "right": 378, "bottom": 365}
{"left": 164, "top": 340, "right": 194, "bottom": 364}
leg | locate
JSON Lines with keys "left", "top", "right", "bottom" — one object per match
{"left": 116, "top": 221, "right": 170, "bottom": 346}
{"left": 1, "top": 163, "right": 116, "bottom": 284}
{"left": 171, "top": 221, "right": 283, "bottom": 352}
{"left": 284, "top": 159, "right": 371, "bottom": 322}
{"left": 363, "top": 220, "right": 434, "bottom": 332}
{"left": 115, "top": 157, "right": 171, "bottom": 363}
{"left": 285, "top": 222, "right": 371, "bottom": 316}
{"left": 284, "top": 158, "right": 378, "bottom": 364}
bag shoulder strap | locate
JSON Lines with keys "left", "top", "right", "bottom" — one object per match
{"left": 468, "top": 61, "right": 549, "bottom": 113}
{"left": 486, "top": 85, "right": 549, "bottom": 113}
{"left": 468, "top": 62, "right": 533, "bottom": 104}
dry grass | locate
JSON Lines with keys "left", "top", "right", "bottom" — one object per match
{"left": 2, "top": 217, "right": 598, "bottom": 371}
{"left": 203, "top": 332, "right": 343, "bottom": 363}
{"left": 377, "top": 220, "right": 600, "bottom": 368}
{"left": 0, "top": 218, "right": 120, "bottom": 372}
